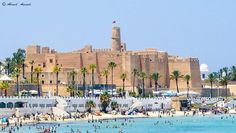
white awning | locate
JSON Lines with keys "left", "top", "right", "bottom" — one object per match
{"left": 0, "top": 75, "right": 13, "bottom": 81}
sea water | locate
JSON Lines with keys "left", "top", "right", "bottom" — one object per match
{"left": 5, "top": 114, "right": 236, "bottom": 133}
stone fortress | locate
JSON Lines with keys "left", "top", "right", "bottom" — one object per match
{"left": 24, "top": 26, "right": 202, "bottom": 96}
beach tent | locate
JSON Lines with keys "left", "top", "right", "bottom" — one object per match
{"left": 29, "top": 90, "right": 38, "bottom": 94}
{"left": 0, "top": 75, "right": 12, "bottom": 81}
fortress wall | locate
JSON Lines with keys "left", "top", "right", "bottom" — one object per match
{"left": 168, "top": 57, "right": 192, "bottom": 92}
{"left": 95, "top": 52, "right": 123, "bottom": 86}
{"left": 25, "top": 54, "right": 46, "bottom": 72}
{"left": 157, "top": 52, "right": 169, "bottom": 88}
{"left": 189, "top": 58, "right": 202, "bottom": 92}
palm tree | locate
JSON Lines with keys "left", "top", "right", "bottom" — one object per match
{"left": 206, "top": 73, "right": 217, "bottom": 98}
{"left": 53, "top": 65, "right": 61, "bottom": 96}
{"left": 101, "top": 69, "right": 110, "bottom": 92}
{"left": 14, "top": 67, "right": 20, "bottom": 96}
{"left": 138, "top": 71, "right": 147, "bottom": 97}
{"left": 219, "top": 69, "right": 223, "bottom": 79}
{"left": 5, "top": 58, "right": 11, "bottom": 75}
{"left": 80, "top": 67, "right": 88, "bottom": 97}
{"left": 152, "top": 73, "right": 160, "bottom": 92}
{"left": 220, "top": 76, "right": 230, "bottom": 99}
{"left": 131, "top": 68, "right": 138, "bottom": 93}
{"left": 0, "top": 82, "right": 9, "bottom": 96}
{"left": 222, "top": 67, "right": 229, "bottom": 77}
{"left": 184, "top": 74, "right": 191, "bottom": 98}
{"left": 67, "top": 85, "right": 76, "bottom": 97}
{"left": 170, "top": 70, "right": 183, "bottom": 93}
{"left": 89, "top": 64, "right": 96, "bottom": 97}
{"left": 120, "top": 73, "right": 127, "bottom": 97}
{"left": 108, "top": 61, "right": 117, "bottom": 96}
{"left": 69, "top": 70, "right": 77, "bottom": 96}
{"left": 34, "top": 67, "right": 42, "bottom": 96}
{"left": 85, "top": 100, "right": 96, "bottom": 113}
{"left": 100, "top": 92, "right": 111, "bottom": 113}
{"left": 111, "top": 101, "right": 119, "bottom": 110}
{"left": 29, "top": 60, "right": 35, "bottom": 83}
{"left": 230, "top": 66, "right": 236, "bottom": 81}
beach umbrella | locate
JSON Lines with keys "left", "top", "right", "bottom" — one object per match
{"left": 0, "top": 75, "right": 12, "bottom": 81}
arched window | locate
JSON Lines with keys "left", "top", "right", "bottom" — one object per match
{"left": 7, "top": 102, "right": 13, "bottom": 108}
{"left": 14, "top": 102, "right": 24, "bottom": 108}
{"left": 0, "top": 102, "right": 6, "bottom": 108}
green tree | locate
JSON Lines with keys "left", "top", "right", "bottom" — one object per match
{"left": 152, "top": 73, "right": 160, "bottom": 92}
{"left": 108, "top": 61, "right": 117, "bottom": 96}
{"left": 29, "top": 60, "right": 35, "bottom": 83}
{"left": 170, "top": 70, "right": 183, "bottom": 93}
{"left": 100, "top": 92, "right": 111, "bottom": 113}
{"left": 120, "top": 73, "right": 127, "bottom": 97}
{"left": 220, "top": 76, "right": 230, "bottom": 99}
{"left": 89, "top": 64, "right": 96, "bottom": 97}
{"left": 53, "top": 65, "right": 61, "bottom": 96}
{"left": 111, "top": 101, "right": 119, "bottom": 110}
{"left": 131, "top": 68, "right": 138, "bottom": 93}
{"left": 80, "top": 67, "right": 87, "bottom": 97}
{"left": 34, "top": 67, "right": 42, "bottom": 96}
{"left": 12, "top": 67, "right": 21, "bottom": 96}
{"left": 101, "top": 69, "right": 110, "bottom": 92}
{"left": 67, "top": 85, "right": 76, "bottom": 97}
{"left": 0, "top": 82, "right": 9, "bottom": 96}
{"left": 222, "top": 67, "right": 229, "bottom": 77}
{"left": 230, "top": 66, "right": 236, "bottom": 81}
{"left": 184, "top": 74, "right": 191, "bottom": 98}
{"left": 85, "top": 100, "right": 96, "bottom": 113}
{"left": 138, "top": 71, "right": 147, "bottom": 97}
{"left": 205, "top": 73, "right": 217, "bottom": 98}
{"left": 68, "top": 70, "right": 77, "bottom": 96}
{"left": 4, "top": 58, "right": 11, "bottom": 75}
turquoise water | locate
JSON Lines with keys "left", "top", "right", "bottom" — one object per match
{"left": 4, "top": 114, "right": 236, "bottom": 133}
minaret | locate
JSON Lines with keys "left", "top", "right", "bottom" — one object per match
{"left": 111, "top": 26, "right": 121, "bottom": 52}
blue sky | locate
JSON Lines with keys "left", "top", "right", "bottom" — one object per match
{"left": 0, "top": 0, "right": 235, "bottom": 72}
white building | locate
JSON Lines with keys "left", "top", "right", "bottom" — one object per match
{"left": 200, "top": 64, "right": 209, "bottom": 80}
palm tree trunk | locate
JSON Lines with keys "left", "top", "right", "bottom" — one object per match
{"left": 225, "top": 84, "right": 228, "bottom": 99}
{"left": 155, "top": 80, "right": 158, "bottom": 91}
{"left": 176, "top": 78, "right": 179, "bottom": 93}
{"left": 142, "top": 78, "right": 145, "bottom": 97}
{"left": 133, "top": 74, "right": 135, "bottom": 93}
{"left": 122, "top": 79, "right": 125, "bottom": 97}
{"left": 72, "top": 74, "right": 75, "bottom": 97}
{"left": 92, "top": 69, "right": 94, "bottom": 97}
{"left": 111, "top": 68, "right": 114, "bottom": 96}
{"left": 56, "top": 72, "right": 59, "bottom": 96}
{"left": 37, "top": 73, "right": 40, "bottom": 96}
{"left": 187, "top": 82, "right": 189, "bottom": 99}
{"left": 105, "top": 75, "right": 108, "bottom": 92}
{"left": 30, "top": 65, "right": 33, "bottom": 83}
{"left": 22, "top": 63, "right": 25, "bottom": 79}
{"left": 83, "top": 73, "right": 86, "bottom": 97}
{"left": 16, "top": 75, "right": 19, "bottom": 96}
{"left": 5, "top": 89, "right": 7, "bottom": 96}
{"left": 7, "top": 63, "right": 10, "bottom": 75}
{"left": 210, "top": 82, "right": 213, "bottom": 98}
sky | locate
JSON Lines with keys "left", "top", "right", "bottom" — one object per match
{"left": 0, "top": 0, "right": 235, "bottom": 72}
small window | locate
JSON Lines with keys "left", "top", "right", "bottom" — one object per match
{"left": 50, "top": 80, "right": 52, "bottom": 84}
{"left": 42, "top": 75, "right": 44, "bottom": 77}
{"left": 42, "top": 80, "right": 44, "bottom": 84}
{"left": 38, "top": 64, "right": 41, "bottom": 66}
{"left": 43, "top": 62, "right": 46, "bottom": 67}
{"left": 49, "top": 59, "right": 53, "bottom": 63}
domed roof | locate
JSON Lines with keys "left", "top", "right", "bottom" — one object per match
{"left": 200, "top": 64, "right": 209, "bottom": 72}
